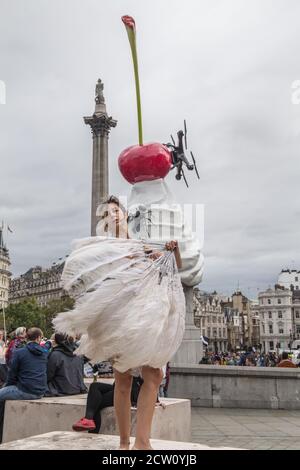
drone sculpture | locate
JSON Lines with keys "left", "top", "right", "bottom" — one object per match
{"left": 165, "top": 120, "right": 200, "bottom": 187}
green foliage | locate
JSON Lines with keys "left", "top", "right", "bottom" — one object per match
{"left": 3, "top": 297, "right": 44, "bottom": 334}
{"left": 1, "top": 295, "right": 74, "bottom": 338}
{"left": 41, "top": 296, "right": 75, "bottom": 337}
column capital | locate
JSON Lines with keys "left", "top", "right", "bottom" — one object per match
{"left": 84, "top": 113, "right": 117, "bottom": 138}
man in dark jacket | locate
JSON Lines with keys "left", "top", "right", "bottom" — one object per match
{"left": 0, "top": 327, "right": 48, "bottom": 442}
{"left": 46, "top": 333, "right": 87, "bottom": 396}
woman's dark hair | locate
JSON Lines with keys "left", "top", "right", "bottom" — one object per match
{"left": 97, "top": 196, "right": 127, "bottom": 233}
{"left": 54, "top": 333, "right": 69, "bottom": 345}
{"left": 101, "top": 196, "right": 126, "bottom": 215}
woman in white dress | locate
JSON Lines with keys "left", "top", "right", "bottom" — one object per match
{"left": 54, "top": 196, "right": 184, "bottom": 450}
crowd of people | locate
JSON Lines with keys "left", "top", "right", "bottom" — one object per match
{"left": 0, "top": 327, "right": 170, "bottom": 442}
{"left": 199, "top": 347, "right": 299, "bottom": 367}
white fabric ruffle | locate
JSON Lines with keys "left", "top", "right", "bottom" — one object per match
{"left": 53, "top": 236, "right": 186, "bottom": 373}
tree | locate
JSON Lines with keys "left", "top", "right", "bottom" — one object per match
{"left": 3, "top": 298, "right": 46, "bottom": 334}
{"left": 41, "top": 295, "right": 75, "bottom": 338}
{"left": 1, "top": 295, "right": 75, "bottom": 338}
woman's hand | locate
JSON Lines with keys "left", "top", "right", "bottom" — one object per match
{"left": 165, "top": 240, "right": 178, "bottom": 251}
{"left": 165, "top": 240, "right": 182, "bottom": 269}
{"left": 144, "top": 245, "right": 163, "bottom": 261}
{"left": 149, "top": 251, "right": 163, "bottom": 260}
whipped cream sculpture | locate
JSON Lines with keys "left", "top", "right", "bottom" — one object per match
{"left": 119, "top": 16, "right": 204, "bottom": 287}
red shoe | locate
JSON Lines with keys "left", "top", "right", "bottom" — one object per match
{"left": 72, "top": 417, "right": 96, "bottom": 432}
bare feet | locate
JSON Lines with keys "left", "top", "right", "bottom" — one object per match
{"left": 132, "top": 442, "right": 153, "bottom": 450}
{"left": 119, "top": 441, "right": 130, "bottom": 450}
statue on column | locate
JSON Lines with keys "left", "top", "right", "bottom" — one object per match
{"left": 95, "top": 79, "right": 105, "bottom": 104}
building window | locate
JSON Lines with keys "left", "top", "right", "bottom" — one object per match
{"left": 296, "top": 286, "right": 299, "bottom": 291}
{"left": 278, "top": 311, "right": 282, "bottom": 319}
{"left": 279, "top": 328, "right": 284, "bottom": 334}
{"left": 296, "top": 277, "right": 298, "bottom": 282}
{"left": 278, "top": 299, "right": 282, "bottom": 304}
{"left": 262, "top": 325, "right": 265, "bottom": 333}
{"left": 297, "top": 325, "right": 300, "bottom": 334}
{"left": 296, "top": 311, "right": 300, "bottom": 319}
{"left": 268, "top": 312, "right": 272, "bottom": 319}
{"left": 269, "top": 325, "right": 273, "bottom": 334}
{"left": 268, "top": 299, "right": 271, "bottom": 304}
{"left": 270, "top": 341, "right": 274, "bottom": 350}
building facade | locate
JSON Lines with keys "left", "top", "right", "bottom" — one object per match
{"left": 291, "top": 290, "right": 300, "bottom": 342}
{"left": 278, "top": 269, "right": 300, "bottom": 291}
{"left": 221, "top": 291, "right": 259, "bottom": 350}
{"left": 223, "top": 305, "right": 242, "bottom": 351}
{"left": 258, "top": 286, "right": 293, "bottom": 352}
{"left": 249, "top": 301, "right": 261, "bottom": 348}
{"left": 9, "top": 263, "right": 64, "bottom": 307}
{"left": 0, "top": 229, "right": 11, "bottom": 309}
{"left": 194, "top": 289, "right": 228, "bottom": 352}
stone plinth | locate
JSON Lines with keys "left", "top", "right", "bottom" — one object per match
{"left": 168, "top": 364, "right": 300, "bottom": 409}
{"left": 2, "top": 396, "right": 190, "bottom": 444}
{"left": 171, "top": 287, "right": 203, "bottom": 365}
{"left": 0, "top": 431, "right": 241, "bottom": 450}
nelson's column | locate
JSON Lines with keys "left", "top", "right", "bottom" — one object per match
{"left": 84, "top": 79, "right": 117, "bottom": 236}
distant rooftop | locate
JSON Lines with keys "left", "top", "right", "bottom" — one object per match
{"left": 281, "top": 269, "right": 300, "bottom": 274}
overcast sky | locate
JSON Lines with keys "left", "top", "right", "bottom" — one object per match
{"left": 1, "top": 0, "right": 300, "bottom": 298}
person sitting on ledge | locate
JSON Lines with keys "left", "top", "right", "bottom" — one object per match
{"left": 72, "top": 375, "right": 144, "bottom": 433}
{"left": 277, "top": 351, "right": 297, "bottom": 368}
{"left": 46, "top": 333, "right": 87, "bottom": 397}
{"left": 0, "top": 327, "right": 48, "bottom": 443}
{"left": 5, "top": 326, "right": 27, "bottom": 369}
{"left": 72, "top": 373, "right": 165, "bottom": 433}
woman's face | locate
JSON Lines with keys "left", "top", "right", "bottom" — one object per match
{"left": 108, "top": 203, "right": 125, "bottom": 225}
{"left": 101, "top": 203, "right": 127, "bottom": 236}
{"left": 96, "top": 200, "right": 129, "bottom": 238}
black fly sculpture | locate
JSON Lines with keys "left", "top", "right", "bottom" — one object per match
{"left": 164, "top": 120, "right": 200, "bottom": 187}
{"left": 127, "top": 205, "right": 152, "bottom": 237}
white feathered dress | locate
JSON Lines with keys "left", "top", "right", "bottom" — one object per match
{"left": 53, "top": 236, "right": 186, "bottom": 374}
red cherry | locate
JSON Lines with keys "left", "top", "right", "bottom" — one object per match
{"left": 118, "top": 142, "right": 172, "bottom": 184}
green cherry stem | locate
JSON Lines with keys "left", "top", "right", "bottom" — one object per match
{"left": 122, "top": 16, "right": 143, "bottom": 146}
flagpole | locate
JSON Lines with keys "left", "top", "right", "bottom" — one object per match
{"left": 2, "top": 305, "right": 6, "bottom": 343}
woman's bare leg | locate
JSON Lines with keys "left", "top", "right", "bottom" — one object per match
{"left": 133, "top": 366, "right": 163, "bottom": 450}
{"left": 114, "top": 369, "right": 133, "bottom": 450}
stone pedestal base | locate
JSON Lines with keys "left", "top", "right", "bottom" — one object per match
{"left": 171, "top": 286, "right": 203, "bottom": 365}
{"left": 0, "top": 431, "right": 240, "bottom": 450}
{"left": 2, "top": 395, "right": 190, "bottom": 444}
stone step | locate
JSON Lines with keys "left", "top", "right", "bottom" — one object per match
{"left": 2, "top": 395, "right": 190, "bottom": 444}
{"left": 0, "top": 431, "right": 240, "bottom": 450}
